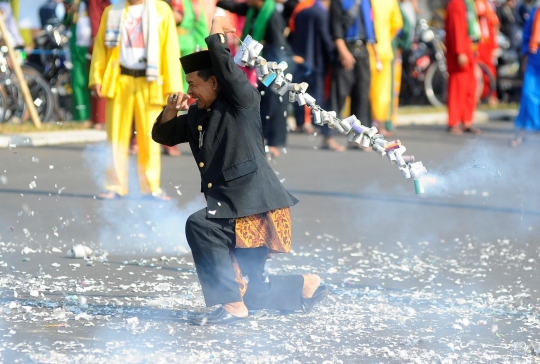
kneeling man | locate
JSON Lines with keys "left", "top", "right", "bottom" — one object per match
{"left": 152, "top": 16, "right": 328, "bottom": 325}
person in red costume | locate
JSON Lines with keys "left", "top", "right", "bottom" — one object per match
{"left": 88, "top": 0, "right": 110, "bottom": 130}
{"left": 475, "top": 0, "right": 499, "bottom": 105}
{"left": 445, "top": 0, "right": 481, "bottom": 135}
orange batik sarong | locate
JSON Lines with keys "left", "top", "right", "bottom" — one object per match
{"left": 229, "top": 207, "right": 293, "bottom": 296}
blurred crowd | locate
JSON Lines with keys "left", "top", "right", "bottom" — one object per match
{"left": 0, "top": 0, "right": 539, "bottom": 150}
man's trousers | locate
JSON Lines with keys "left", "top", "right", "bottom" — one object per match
{"left": 185, "top": 208, "right": 304, "bottom": 310}
{"left": 260, "top": 82, "right": 288, "bottom": 147}
{"left": 104, "top": 74, "right": 163, "bottom": 196}
{"left": 329, "top": 43, "right": 371, "bottom": 126}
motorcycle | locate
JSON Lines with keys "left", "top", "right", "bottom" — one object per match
{"left": 401, "top": 19, "right": 494, "bottom": 107}
{"left": 400, "top": 19, "right": 448, "bottom": 107}
{"left": 494, "top": 33, "right": 522, "bottom": 103}
{"left": 25, "top": 21, "right": 73, "bottom": 121}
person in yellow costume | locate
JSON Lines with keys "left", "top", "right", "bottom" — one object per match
{"left": 89, "top": 0, "right": 182, "bottom": 199}
{"left": 368, "top": 0, "right": 403, "bottom": 136}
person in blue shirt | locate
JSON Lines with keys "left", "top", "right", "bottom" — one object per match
{"left": 329, "top": 0, "right": 379, "bottom": 150}
{"left": 512, "top": 5, "right": 540, "bottom": 146}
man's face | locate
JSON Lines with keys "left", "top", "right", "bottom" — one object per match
{"left": 186, "top": 72, "right": 219, "bottom": 110}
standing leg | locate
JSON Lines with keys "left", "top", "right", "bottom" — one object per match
{"left": 390, "top": 50, "right": 402, "bottom": 131}
{"left": 329, "top": 59, "right": 356, "bottom": 149}
{"left": 351, "top": 47, "right": 372, "bottom": 126}
{"left": 102, "top": 75, "right": 135, "bottom": 196}
{"left": 70, "top": 44, "right": 91, "bottom": 121}
{"left": 91, "top": 96, "right": 106, "bottom": 129}
{"left": 185, "top": 209, "right": 243, "bottom": 307}
{"left": 260, "top": 85, "right": 288, "bottom": 157}
{"left": 133, "top": 77, "right": 166, "bottom": 196}
{"left": 369, "top": 57, "right": 393, "bottom": 134}
{"left": 463, "top": 64, "right": 480, "bottom": 133}
{"left": 447, "top": 71, "right": 464, "bottom": 134}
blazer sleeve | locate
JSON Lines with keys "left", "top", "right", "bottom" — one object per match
{"left": 216, "top": 0, "right": 249, "bottom": 16}
{"left": 205, "top": 34, "right": 260, "bottom": 109}
{"left": 152, "top": 111, "right": 189, "bottom": 146}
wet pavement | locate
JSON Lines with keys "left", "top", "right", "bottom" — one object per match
{"left": 0, "top": 120, "right": 539, "bottom": 363}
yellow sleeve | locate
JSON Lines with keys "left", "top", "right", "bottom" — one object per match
{"left": 88, "top": 5, "right": 111, "bottom": 87}
{"left": 159, "top": 3, "right": 183, "bottom": 94}
{"left": 390, "top": 0, "right": 404, "bottom": 39}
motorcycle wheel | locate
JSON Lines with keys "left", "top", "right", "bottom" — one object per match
{"left": 19, "top": 66, "right": 55, "bottom": 123}
{"left": 0, "top": 76, "right": 26, "bottom": 123}
{"left": 0, "top": 83, "right": 9, "bottom": 123}
{"left": 476, "top": 62, "right": 496, "bottom": 104}
{"left": 424, "top": 62, "right": 448, "bottom": 107}
{"left": 51, "top": 70, "right": 72, "bottom": 122}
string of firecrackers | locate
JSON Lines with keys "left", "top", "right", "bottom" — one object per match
{"left": 234, "top": 35, "right": 428, "bottom": 194}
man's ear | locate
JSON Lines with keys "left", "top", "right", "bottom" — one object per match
{"left": 211, "top": 76, "right": 219, "bottom": 90}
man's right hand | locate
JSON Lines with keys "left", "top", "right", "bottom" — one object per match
{"left": 339, "top": 49, "right": 356, "bottom": 71}
{"left": 90, "top": 84, "right": 102, "bottom": 99}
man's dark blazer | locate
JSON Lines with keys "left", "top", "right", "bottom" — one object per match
{"left": 152, "top": 34, "right": 298, "bottom": 219}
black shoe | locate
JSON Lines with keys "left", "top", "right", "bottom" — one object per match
{"left": 301, "top": 285, "right": 329, "bottom": 313}
{"left": 190, "top": 307, "right": 247, "bottom": 326}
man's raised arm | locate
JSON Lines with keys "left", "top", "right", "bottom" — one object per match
{"left": 205, "top": 17, "right": 260, "bottom": 109}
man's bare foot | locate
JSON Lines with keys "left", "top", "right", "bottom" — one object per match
{"left": 302, "top": 274, "right": 321, "bottom": 298}
{"left": 268, "top": 146, "right": 280, "bottom": 158}
{"left": 321, "top": 137, "right": 345, "bottom": 152}
{"left": 222, "top": 301, "right": 248, "bottom": 318}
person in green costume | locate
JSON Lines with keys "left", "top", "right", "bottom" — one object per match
{"left": 63, "top": 0, "right": 91, "bottom": 121}
{"left": 170, "top": 0, "right": 208, "bottom": 92}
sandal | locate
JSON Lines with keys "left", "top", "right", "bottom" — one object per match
{"left": 462, "top": 124, "right": 481, "bottom": 134}
{"left": 97, "top": 191, "right": 120, "bottom": 200}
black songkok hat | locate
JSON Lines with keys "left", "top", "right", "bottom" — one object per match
{"left": 180, "top": 51, "right": 213, "bottom": 74}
